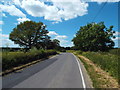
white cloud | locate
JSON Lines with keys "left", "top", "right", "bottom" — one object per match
{"left": 48, "top": 31, "right": 69, "bottom": 46}
{"left": 1, "top": 0, "right": 118, "bottom": 23}
{"left": 111, "top": 32, "right": 120, "bottom": 47}
{"left": 0, "top": 33, "right": 19, "bottom": 47}
{"left": 113, "top": 31, "right": 120, "bottom": 36}
{"left": 17, "top": 17, "right": 30, "bottom": 23}
{"left": 0, "top": 4, "right": 26, "bottom": 17}
{"left": 12, "top": 0, "right": 21, "bottom": 6}
{"left": 54, "top": 34, "right": 68, "bottom": 46}
{"left": 61, "top": 41, "right": 73, "bottom": 47}
{"left": 0, "top": 33, "right": 9, "bottom": 38}
{"left": 82, "top": 0, "right": 120, "bottom": 3}
{"left": 90, "top": 0, "right": 120, "bottom": 3}
{"left": 0, "top": 29, "right": 2, "bottom": 31}
{"left": 0, "top": 38, "right": 19, "bottom": 47}
{"left": 112, "top": 37, "right": 120, "bottom": 40}
{"left": 47, "top": 31, "right": 58, "bottom": 36}
{"left": 74, "top": 34, "right": 76, "bottom": 37}
{"left": 48, "top": 31, "right": 68, "bottom": 39}
{"left": 0, "top": 21, "right": 4, "bottom": 25}
{"left": 1, "top": 13, "right": 7, "bottom": 17}
{"left": 54, "top": 35, "right": 71, "bottom": 47}
{"left": 52, "top": 21, "right": 59, "bottom": 24}
{"left": 14, "top": 0, "right": 88, "bottom": 22}
{"left": 55, "top": 35, "right": 67, "bottom": 39}
{"left": 112, "top": 32, "right": 120, "bottom": 42}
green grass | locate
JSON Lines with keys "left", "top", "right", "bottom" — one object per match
{"left": 2, "top": 49, "right": 57, "bottom": 71}
{"left": 80, "top": 50, "right": 119, "bottom": 80}
{"left": 72, "top": 49, "right": 119, "bottom": 88}
{"left": 108, "top": 48, "right": 120, "bottom": 55}
{"left": 78, "top": 57, "right": 101, "bottom": 88}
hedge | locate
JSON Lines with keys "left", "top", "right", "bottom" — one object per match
{"left": 2, "top": 50, "right": 57, "bottom": 71}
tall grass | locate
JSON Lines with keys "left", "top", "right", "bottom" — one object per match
{"left": 2, "top": 49, "right": 57, "bottom": 71}
{"left": 81, "top": 51, "right": 118, "bottom": 79}
{"left": 108, "top": 48, "right": 120, "bottom": 55}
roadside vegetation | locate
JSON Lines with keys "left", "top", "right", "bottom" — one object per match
{"left": 2, "top": 21, "right": 61, "bottom": 74}
{"left": 2, "top": 49, "right": 57, "bottom": 71}
{"left": 2, "top": 20, "right": 119, "bottom": 88}
{"left": 81, "top": 50, "right": 118, "bottom": 79}
{"left": 68, "top": 49, "right": 119, "bottom": 88}
{"left": 69, "top": 22, "right": 119, "bottom": 88}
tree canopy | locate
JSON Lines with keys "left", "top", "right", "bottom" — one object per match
{"left": 72, "top": 22, "right": 115, "bottom": 51}
{"left": 9, "top": 21, "right": 60, "bottom": 50}
{"left": 46, "top": 39, "right": 60, "bottom": 49}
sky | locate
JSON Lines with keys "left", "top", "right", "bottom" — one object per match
{"left": 0, "top": 0, "right": 119, "bottom": 48}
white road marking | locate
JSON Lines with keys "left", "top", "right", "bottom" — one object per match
{"left": 72, "top": 53, "right": 86, "bottom": 89}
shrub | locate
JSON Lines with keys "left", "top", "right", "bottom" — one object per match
{"left": 2, "top": 50, "right": 57, "bottom": 71}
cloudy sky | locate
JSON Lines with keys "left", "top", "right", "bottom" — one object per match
{"left": 0, "top": 0, "right": 119, "bottom": 47}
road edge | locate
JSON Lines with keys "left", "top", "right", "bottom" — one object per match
{"left": 72, "top": 53, "right": 93, "bottom": 88}
{"left": 1, "top": 54, "right": 59, "bottom": 77}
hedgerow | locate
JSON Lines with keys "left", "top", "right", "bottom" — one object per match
{"left": 2, "top": 49, "right": 57, "bottom": 71}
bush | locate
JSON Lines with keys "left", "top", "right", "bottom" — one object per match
{"left": 2, "top": 49, "right": 57, "bottom": 71}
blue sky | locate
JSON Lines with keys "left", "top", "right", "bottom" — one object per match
{"left": 0, "top": 0, "right": 119, "bottom": 47}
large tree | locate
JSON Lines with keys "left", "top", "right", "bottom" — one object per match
{"left": 9, "top": 21, "right": 49, "bottom": 49}
{"left": 72, "top": 22, "right": 116, "bottom": 51}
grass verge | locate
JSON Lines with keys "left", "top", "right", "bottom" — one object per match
{"left": 68, "top": 50, "right": 119, "bottom": 88}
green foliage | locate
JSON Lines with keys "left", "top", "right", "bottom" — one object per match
{"left": 52, "top": 39, "right": 60, "bottom": 46}
{"left": 2, "top": 50, "right": 57, "bottom": 71}
{"left": 9, "top": 21, "right": 61, "bottom": 50}
{"left": 81, "top": 51, "right": 118, "bottom": 79}
{"left": 76, "top": 50, "right": 83, "bottom": 54}
{"left": 60, "top": 49, "right": 66, "bottom": 52}
{"left": 72, "top": 22, "right": 115, "bottom": 51}
{"left": 46, "top": 39, "right": 60, "bottom": 50}
{"left": 108, "top": 48, "right": 120, "bottom": 55}
{"left": 9, "top": 21, "right": 50, "bottom": 49}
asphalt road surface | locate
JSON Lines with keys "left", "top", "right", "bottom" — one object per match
{"left": 2, "top": 53, "right": 92, "bottom": 88}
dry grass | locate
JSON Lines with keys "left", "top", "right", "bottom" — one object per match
{"left": 77, "top": 54, "right": 118, "bottom": 88}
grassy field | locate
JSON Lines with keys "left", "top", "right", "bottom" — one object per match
{"left": 68, "top": 49, "right": 119, "bottom": 88}
{"left": 75, "top": 49, "right": 119, "bottom": 79}
{"left": 2, "top": 49, "right": 57, "bottom": 71}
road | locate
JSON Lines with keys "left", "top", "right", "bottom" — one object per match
{"left": 2, "top": 53, "right": 92, "bottom": 88}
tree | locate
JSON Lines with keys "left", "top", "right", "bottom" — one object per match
{"left": 72, "top": 22, "right": 116, "bottom": 51}
{"left": 9, "top": 21, "right": 49, "bottom": 49}
{"left": 52, "top": 39, "right": 60, "bottom": 46}
{"left": 46, "top": 39, "right": 60, "bottom": 49}
{"left": 35, "top": 35, "right": 51, "bottom": 49}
